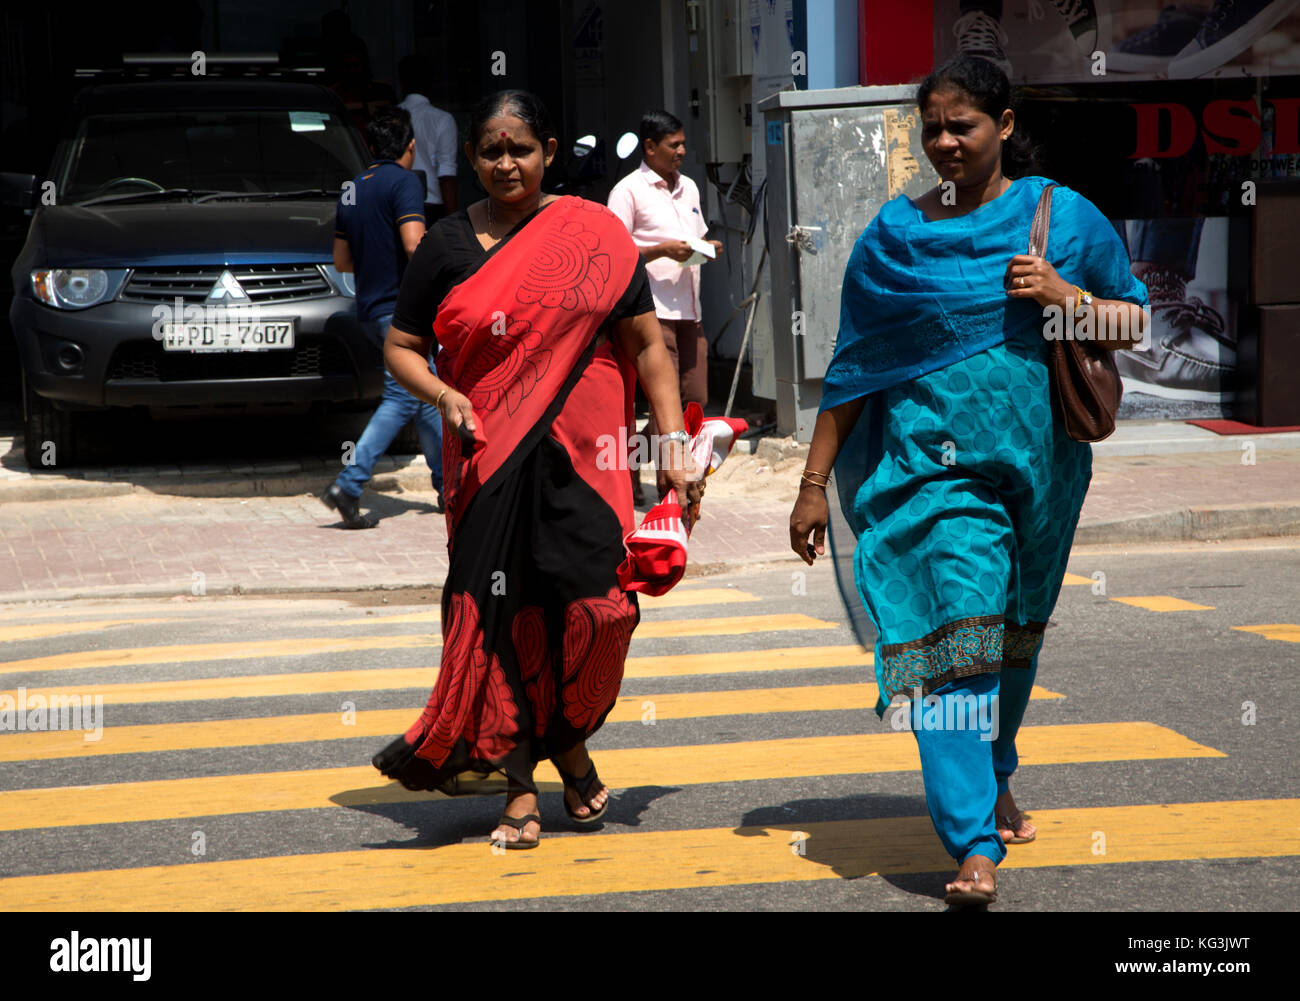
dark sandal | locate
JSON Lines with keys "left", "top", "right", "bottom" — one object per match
{"left": 996, "top": 810, "right": 1037, "bottom": 845}
{"left": 944, "top": 859, "right": 997, "bottom": 908}
{"left": 491, "top": 813, "right": 541, "bottom": 850}
{"left": 555, "top": 762, "right": 608, "bottom": 824}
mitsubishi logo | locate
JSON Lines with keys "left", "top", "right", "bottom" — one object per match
{"left": 207, "top": 270, "right": 248, "bottom": 301}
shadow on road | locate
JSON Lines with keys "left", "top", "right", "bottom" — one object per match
{"left": 736, "top": 794, "right": 954, "bottom": 902}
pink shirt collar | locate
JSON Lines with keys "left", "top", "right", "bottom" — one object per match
{"left": 638, "top": 159, "right": 679, "bottom": 191}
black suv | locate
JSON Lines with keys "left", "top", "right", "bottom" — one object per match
{"left": 4, "top": 78, "right": 382, "bottom": 467}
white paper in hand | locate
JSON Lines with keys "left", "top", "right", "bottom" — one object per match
{"left": 678, "top": 238, "right": 717, "bottom": 267}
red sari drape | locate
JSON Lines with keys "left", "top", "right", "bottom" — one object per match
{"left": 373, "top": 196, "right": 644, "bottom": 795}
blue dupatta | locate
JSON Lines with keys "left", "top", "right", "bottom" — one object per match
{"left": 822, "top": 175, "right": 1148, "bottom": 535}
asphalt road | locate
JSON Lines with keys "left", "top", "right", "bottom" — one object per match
{"left": 0, "top": 539, "right": 1296, "bottom": 914}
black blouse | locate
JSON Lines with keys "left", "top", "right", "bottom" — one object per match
{"left": 391, "top": 200, "right": 655, "bottom": 342}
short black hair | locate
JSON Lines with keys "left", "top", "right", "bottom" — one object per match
{"left": 368, "top": 106, "right": 414, "bottom": 162}
{"left": 915, "top": 54, "right": 1040, "bottom": 179}
{"left": 639, "top": 109, "right": 683, "bottom": 147}
{"left": 467, "top": 90, "right": 556, "bottom": 149}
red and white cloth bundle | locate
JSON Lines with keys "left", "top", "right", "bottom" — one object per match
{"left": 617, "top": 405, "right": 749, "bottom": 596}
{"left": 683, "top": 402, "right": 749, "bottom": 480}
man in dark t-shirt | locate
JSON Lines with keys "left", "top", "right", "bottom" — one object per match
{"left": 322, "top": 106, "right": 444, "bottom": 528}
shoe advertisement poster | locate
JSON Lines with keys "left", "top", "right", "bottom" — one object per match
{"left": 1113, "top": 217, "right": 1234, "bottom": 418}
{"left": 935, "top": 0, "right": 1300, "bottom": 83}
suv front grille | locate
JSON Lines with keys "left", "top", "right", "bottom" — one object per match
{"left": 106, "top": 336, "right": 355, "bottom": 382}
{"left": 119, "top": 264, "right": 332, "bottom": 305}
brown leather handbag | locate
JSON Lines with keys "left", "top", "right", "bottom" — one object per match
{"left": 1028, "top": 184, "right": 1123, "bottom": 443}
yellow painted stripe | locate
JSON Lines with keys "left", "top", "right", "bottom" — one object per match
{"left": 1111, "top": 595, "right": 1215, "bottom": 612}
{"left": 624, "top": 645, "right": 871, "bottom": 677}
{"left": 325, "top": 611, "right": 441, "bottom": 626}
{"left": 634, "top": 613, "right": 838, "bottom": 638}
{"left": 1060, "top": 573, "right": 1092, "bottom": 586}
{"left": 1232, "top": 624, "right": 1300, "bottom": 644}
{"left": 0, "top": 683, "right": 1068, "bottom": 762}
{"left": 0, "top": 635, "right": 437, "bottom": 676}
{"left": 0, "top": 646, "right": 877, "bottom": 708}
{"left": 2, "top": 668, "right": 440, "bottom": 707}
{"left": 0, "top": 616, "right": 840, "bottom": 677}
{"left": 2, "top": 798, "right": 1291, "bottom": 911}
{"left": 0, "top": 605, "right": 208, "bottom": 620}
{"left": 638, "top": 588, "right": 761, "bottom": 610}
{"left": 0, "top": 620, "right": 171, "bottom": 643}
{"left": 0, "top": 723, "right": 1222, "bottom": 832}
{"left": 328, "top": 589, "right": 764, "bottom": 625}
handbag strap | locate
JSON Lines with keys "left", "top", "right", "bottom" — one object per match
{"left": 1028, "top": 183, "right": 1057, "bottom": 258}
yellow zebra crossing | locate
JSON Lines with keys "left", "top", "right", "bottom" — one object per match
{"left": 3, "top": 800, "right": 1296, "bottom": 911}
{"left": 0, "top": 583, "right": 1291, "bottom": 909}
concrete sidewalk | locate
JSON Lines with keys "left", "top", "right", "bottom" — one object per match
{"left": 0, "top": 421, "right": 1297, "bottom": 603}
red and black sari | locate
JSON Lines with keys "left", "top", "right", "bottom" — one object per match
{"left": 373, "top": 195, "right": 647, "bottom": 795}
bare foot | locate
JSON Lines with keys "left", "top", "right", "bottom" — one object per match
{"left": 489, "top": 790, "right": 540, "bottom": 847}
{"left": 552, "top": 743, "right": 609, "bottom": 820}
{"left": 944, "top": 855, "right": 997, "bottom": 904}
{"left": 995, "top": 790, "right": 1037, "bottom": 843}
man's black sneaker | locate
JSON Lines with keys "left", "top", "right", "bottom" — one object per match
{"left": 321, "top": 484, "right": 376, "bottom": 529}
{"left": 1110, "top": 4, "right": 1210, "bottom": 73}
{"left": 1169, "top": 0, "right": 1300, "bottom": 78}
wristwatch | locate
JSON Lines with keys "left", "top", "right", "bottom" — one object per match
{"left": 660, "top": 430, "right": 691, "bottom": 446}
{"left": 1073, "top": 285, "right": 1093, "bottom": 313}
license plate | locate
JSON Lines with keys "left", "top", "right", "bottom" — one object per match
{"left": 161, "top": 320, "right": 295, "bottom": 352}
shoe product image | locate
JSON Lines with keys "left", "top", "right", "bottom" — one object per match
{"left": 1048, "top": 0, "right": 1102, "bottom": 56}
{"left": 320, "top": 483, "right": 377, "bottom": 529}
{"left": 1109, "top": 4, "right": 1210, "bottom": 72}
{"left": 1114, "top": 270, "right": 1234, "bottom": 403}
{"left": 953, "top": 9, "right": 1012, "bottom": 77}
{"left": 1168, "top": 0, "right": 1300, "bottom": 77}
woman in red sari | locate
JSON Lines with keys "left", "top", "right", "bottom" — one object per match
{"left": 372, "top": 90, "right": 699, "bottom": 848}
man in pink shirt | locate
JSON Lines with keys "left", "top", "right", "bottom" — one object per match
{"left": 608, "top": 111, "right": 721, "bottom": 500}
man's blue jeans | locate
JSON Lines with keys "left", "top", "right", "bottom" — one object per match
{"left": 333, "top": 315, "right": 443, "bottom": 498}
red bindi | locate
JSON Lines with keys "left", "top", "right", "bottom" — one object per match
{"left": 500, "top": 131, "right": 507, "bottom": 138}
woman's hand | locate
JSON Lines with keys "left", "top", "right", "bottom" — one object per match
{"left": 656, "top": 440, "right": 704, "bottom": 526}
{"left": 789, "top": 482, "right": 830, "bottom": 566}
{"left": 1005, "top": 254, "right": 1074, "bottom": 311}
{"left": 438, "top": 389, "right": 476, "bottom": 436}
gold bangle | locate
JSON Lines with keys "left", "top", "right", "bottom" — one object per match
{"left": 800, "top": 473, "right": 828, "bottom": 489}
{"left": 435, "top": 388, "right": 447, "bottom": 409}
{"left": 802, "top": 468, "right": 830, "bottom": 482}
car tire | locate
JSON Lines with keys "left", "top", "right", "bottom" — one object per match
{"left": 22, "top": 376, "right": 79, "bottom": 470}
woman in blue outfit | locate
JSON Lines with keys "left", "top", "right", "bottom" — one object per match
{"left": 789, "top": 55, "right": 1148, "bottom": 907}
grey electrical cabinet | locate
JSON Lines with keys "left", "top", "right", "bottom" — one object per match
{"left": 758, "top": 86, "right": 937, "bottom": 441}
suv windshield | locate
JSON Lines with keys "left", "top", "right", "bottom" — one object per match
{"left": 61, "top": 109, "right": 365, "bottom": 204}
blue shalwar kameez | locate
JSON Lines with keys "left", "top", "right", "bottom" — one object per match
{"left": 822, "top": 176, "right": 1148, "bottom": 865}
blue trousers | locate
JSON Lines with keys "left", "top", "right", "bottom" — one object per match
{"left": 910, "top": 672, "right": 1009, "bottom": 866}
{"left": 334, "top": 315, "right": 443, "bottom": 497}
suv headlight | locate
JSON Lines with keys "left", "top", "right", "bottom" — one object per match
{"left": 320, "top": 264, "right": 355, "bottom": 297}
{"left": 31, "top": 268, "right": 128, "bottom": 309}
